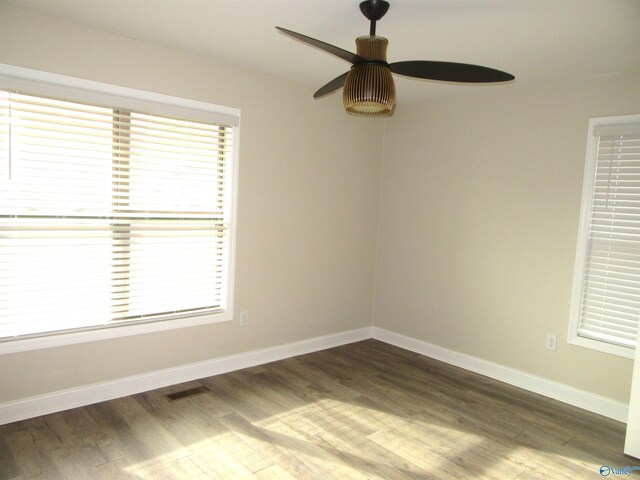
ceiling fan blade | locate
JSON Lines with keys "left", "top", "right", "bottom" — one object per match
{"left": 314, "top": 72, "right": 350, "bottom": 98}
{"left": 276, "top": 27, "right": 366, "bottom": 65}
{"left": 390, "top": 61, "right": 514, "bottom": 83}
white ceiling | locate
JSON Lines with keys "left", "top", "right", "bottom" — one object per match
{"left": 3, "top": 0, "right": 640, "bottom": 103}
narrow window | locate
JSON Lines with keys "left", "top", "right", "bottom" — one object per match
{"left": 569, "top": 115, "right": 640, "bottom": 358}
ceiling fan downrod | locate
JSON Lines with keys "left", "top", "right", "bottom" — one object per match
{"left": 359, "top": 0, "right": 390, "bottom": 36}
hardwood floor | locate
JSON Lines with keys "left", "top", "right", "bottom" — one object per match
{"left": 1, "top": 339, "right": 636, "bottom": 479}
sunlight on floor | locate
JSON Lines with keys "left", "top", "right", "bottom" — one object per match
{"left": 122, "top": 397, "right": 487, "bottom": 479}
{"left": 3, "top": 341, "right": 629, "bottom": 479}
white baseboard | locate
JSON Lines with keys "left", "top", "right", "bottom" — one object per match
{"left": 0, "top": 327, "right": 372, "bottom": 425}
{"left": 1, "top": 325, "right": 628, "bottom": 425}
{"left": 371, "top": 327, "right": 629, "bottom": 423}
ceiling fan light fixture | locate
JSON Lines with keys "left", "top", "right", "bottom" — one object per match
{"left": 277, "top": 0, "right": 514, "bottom": 117}
{"left": 343, "top": 64, "right": 395, "bottom": 115}
{"left": 343, "top": 35, "right": 395, "bottom": 116}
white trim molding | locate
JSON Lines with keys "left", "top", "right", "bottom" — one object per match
{"left": 371, "top": 327, "right": 629, "bottom": 423}
{"left": 0, "top": 327, "right": 372, "bottom": 425}
{"left": 0, "top": 326, "right": 629, "bottom": 425}
{"left": 0, "top": 64, "right": 240, "bottom": 126}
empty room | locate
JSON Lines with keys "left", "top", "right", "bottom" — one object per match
{"left": 1, "top": 0, "right": 640, "bottom": 478}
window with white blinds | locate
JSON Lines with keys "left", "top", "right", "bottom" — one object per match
{"left": 0, "top": 67, "right": 239, "bottom": 348}
{"left": 569, "top": 115, "right": 640, "bottom": 358}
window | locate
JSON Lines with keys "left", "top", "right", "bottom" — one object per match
{"left": 568, "top": 115, "right": 640, "bottom": 359}
{"left": 0, "top": 65, "right": 239, "bottom": 353}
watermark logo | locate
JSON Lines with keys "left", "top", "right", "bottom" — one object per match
{"left": 599, "top": 465, "right": 640, "bottom": 476}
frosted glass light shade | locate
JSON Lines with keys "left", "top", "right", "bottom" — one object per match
{"left": 343, "top": 36, "right": 395, "bottom": 116}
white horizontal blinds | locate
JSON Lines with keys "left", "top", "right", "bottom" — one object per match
{"left": 0, "top": 91, "right": 234, "bottom": 339}
{"left": 1, "top": 94, "right": 114, "bottom": 337}
{"left": 0, "top": 218, "right": 114, "bottom": 336}
{"left": 578, "top": 125, "right": 640, "bottom": 348}
{"left": 118, "top": 113, "right": 232, "bottom": 320}
{"left": 0, "top": 94, "right": 114, "bottom": 214}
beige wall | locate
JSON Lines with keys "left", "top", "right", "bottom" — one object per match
{"left": 2, "top": 4, "right": 639, "bottom": 408}
{"left": 374, "top": 72, "right": 640, "bottom": 403}
{"left": 0, "top": 5, "right": 383, "bottom": 402}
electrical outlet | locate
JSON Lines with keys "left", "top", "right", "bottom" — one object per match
{"left": 240, "top": 310, "right": 249, "bottom": 326}
{"left": 546, "top": 334, "right": 557, "bottom": 351}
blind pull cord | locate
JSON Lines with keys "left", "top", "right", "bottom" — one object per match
{"left": 7, "top": 93, "right": 12, "bottom": 181}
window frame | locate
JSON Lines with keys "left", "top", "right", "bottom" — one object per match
{"left": 0, "top": 64, "right": 240, "bottom": 354}
{"left": 567, "top": 114, "right": 640, "bottom": 360}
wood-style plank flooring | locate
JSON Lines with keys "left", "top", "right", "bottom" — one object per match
{"left": 1, "top": 340, "right": 636, "bottom": 479}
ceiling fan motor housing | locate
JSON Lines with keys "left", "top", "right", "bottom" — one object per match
{"left": 343, "top": 36, "right": 395, "bottom": 116}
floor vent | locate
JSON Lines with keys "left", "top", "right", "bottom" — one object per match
{"left": 165, "top": 385, "right": 209, "bottom": 401}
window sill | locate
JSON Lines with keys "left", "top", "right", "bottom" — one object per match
{"left": 568, "top": 335, "right": 635, "bottom": 360}
{"left": 0, "top": 311, "right": 233, "bottom": 355}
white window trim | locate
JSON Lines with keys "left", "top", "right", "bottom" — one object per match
{"left": 567, "top": 114, "right": 640, "bottom": 360}
{"left": 0, "top": 64, "right": 240, "bottom": 355}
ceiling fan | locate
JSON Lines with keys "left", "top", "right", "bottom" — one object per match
{"left": 276, "top": 0, "right": 514, "bottom": 116}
